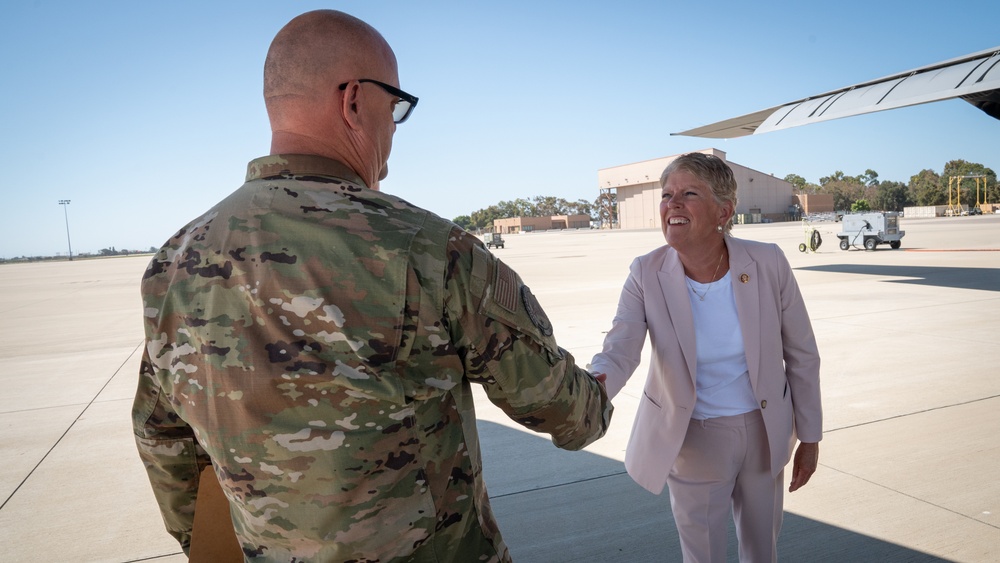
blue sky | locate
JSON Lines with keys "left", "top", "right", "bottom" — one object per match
{"left": 2, "top": 0, "right": 998, "bottom": 258}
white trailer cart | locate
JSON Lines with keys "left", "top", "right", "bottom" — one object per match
{"left": 837, "top": 212, "right": 905, "bottom": 251}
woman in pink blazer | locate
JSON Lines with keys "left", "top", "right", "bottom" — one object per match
{"left": 591, "top": 153, "right": 822, "bottom": 563}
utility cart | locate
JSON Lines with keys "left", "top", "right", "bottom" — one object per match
{"left": 798, "top": 220, "right": 824, "bottom": 253}
{"left": 836, "top": 212, "right": 904, "bottom": 251}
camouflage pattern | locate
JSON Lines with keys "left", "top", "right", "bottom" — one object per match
{"left": 132, "top": 154, "right": 612, "bottom": 562}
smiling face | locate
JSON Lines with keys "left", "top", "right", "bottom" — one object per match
{"left": 659, "top": 169, "right": 731, "bottom": 253}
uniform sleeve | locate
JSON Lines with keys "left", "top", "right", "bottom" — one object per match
{"left": 775, "top": 245, "right": 823, "bottom": 443}
{"left": 443, "top": 231, "right": 612, "bottom": 450}
{"left": 132, "top": 344, "right": 211, "bottom": 555}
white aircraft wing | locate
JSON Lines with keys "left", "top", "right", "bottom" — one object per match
{"left": 674, "top": 46, "right": 1000, "bottom": 139}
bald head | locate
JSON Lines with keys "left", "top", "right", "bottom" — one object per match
{"left": 263, "top": 10, "right": 401, "bottom": 189}
{"left": 264, "top": 10, "right": 392, "bottom": 108}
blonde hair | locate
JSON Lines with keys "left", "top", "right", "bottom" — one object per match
{"left": 660, "top": 152, "right": 738, "bottom": 234}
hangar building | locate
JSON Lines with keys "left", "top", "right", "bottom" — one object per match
{"left": 598, "top": 148, "right": 798, "bottom": 230}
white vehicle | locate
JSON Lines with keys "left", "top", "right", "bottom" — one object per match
{"left": 837, "top": 212, "right": 905, "bottom": 251}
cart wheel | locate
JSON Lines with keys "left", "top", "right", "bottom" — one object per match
{"left": 839, "top": 239, "right": 849, "bottom": 251}
{"left": 799, "top": 243, "right": 807, "bottom": 253}
{"left": 890, "top": 241, "right": 901, "bottom": 249}
{"left": 864, "top": 238, "right": 877, "bottom": 251}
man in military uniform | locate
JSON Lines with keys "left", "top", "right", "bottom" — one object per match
{"left": 132, "top": 10, "right": 611, "bottom": 562}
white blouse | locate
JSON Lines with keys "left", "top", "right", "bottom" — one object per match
{"left": 686, "top": 271, "right": 758, "bottom": 420}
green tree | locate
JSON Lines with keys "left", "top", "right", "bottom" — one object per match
{"left": 466, "top": 195, "right": 601, "bottom": 231}
{"left": 784, "top": 174, "right": 808, "bottom": 192}
{"left": 909, "top": 169, "right": 944, "bottom": 206}
{"left": 819, "top": 171, "right": 847, "bottom": 186}
{"left": 819, "top": 171, "right": 866, "bottom": 211}
{"left": 493, "top": 198, "right": 533, "bottom": 218}
{"left": 872, "top": 181, "right": 910, "bottom": 211}
{"left": 941, "top": 160, "right": 997, "bottom": 207}
{"left": 532, "top": 196, "right": 567, "bottom": 216}
{"left": 851, "top": 199, "right": 871, "bottom": 212}
{"left": 860, "top": 169, "right": 880, "bottom": 187}
{"left": 596, "top": 192, "right": 617, "bottom": 226}
{"left": 567, "top": 198, "right": 596, "bottom": 220}
{"left": 469, "top": 207, "right": 501, "bottom": 230}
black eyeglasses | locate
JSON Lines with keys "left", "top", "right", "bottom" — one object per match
{"left": 338, "top": 79, "right": 419, "bottom": 124}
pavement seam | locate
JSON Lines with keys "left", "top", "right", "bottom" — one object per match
{"left": 823, "top": 394, "right": 1000, "bottom": 433}
{"left": 0, "top": 403, "right": 96, "bottom": 415}
{"left": 122, "top": 552, "right": 184, "bottom": 562}
{"left": 0, "top": 340, "right": 143, "bottom": 512}
{"left": 490, "top": 470, "right": 629, "bottom": 499}
{"left": 818, "top": 463, "right": 1000, "bottom": 531}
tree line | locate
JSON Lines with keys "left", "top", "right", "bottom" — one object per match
{"left": 453, "top": 159, "right": 996, "bottom": 230}
{"left": 784, "top": 159, "right": 997, "bottom": 212}
{"left": 454, "top": 196, "right": 599, "bottom": 231}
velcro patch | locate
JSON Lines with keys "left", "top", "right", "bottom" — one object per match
{"left": 494, "top": 260, "right": 519, "bottom": 314}
{"left": 521, "top": 285, "right": 553, "bottom": 337}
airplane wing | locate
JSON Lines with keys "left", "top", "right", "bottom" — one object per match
{"left": 674, "top": 46, "right": 1000, "bottom": 139}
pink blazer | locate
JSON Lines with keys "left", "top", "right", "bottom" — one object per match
{"left": 591, "top": 237, "right": 822, "bottom": 495}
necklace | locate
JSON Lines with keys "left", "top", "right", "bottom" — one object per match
{"left": 687, "top": 249, "right": 725, "bottom": 301}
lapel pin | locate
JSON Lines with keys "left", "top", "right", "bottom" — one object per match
{"left": 740, "top": 273, "right": 750, "bottom": 284}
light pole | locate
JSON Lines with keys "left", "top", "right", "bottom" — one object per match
{"left": 58, "top": 199, "right": 73, "bottom": 261}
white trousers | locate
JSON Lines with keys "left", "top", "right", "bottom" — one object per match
{"left": 666, "top": 410, "right": 783, "bottom": 563}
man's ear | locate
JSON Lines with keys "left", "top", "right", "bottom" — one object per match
{"left": 340, "top": 81, "right": 363, "bottom": 131}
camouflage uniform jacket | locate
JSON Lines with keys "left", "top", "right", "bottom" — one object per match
{"left": 132, "top": 154, "right": 612, "bottom": 562}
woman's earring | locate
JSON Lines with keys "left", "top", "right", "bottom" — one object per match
{"left": 716, "top": 225, "right": 723, "bottom": 233}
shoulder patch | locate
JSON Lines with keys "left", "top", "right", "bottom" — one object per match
{"left": 494, "top": 260, "right": 519, "bottom": 314}
{"left": 520, "top": 285, "right": 553, "bottom": 336}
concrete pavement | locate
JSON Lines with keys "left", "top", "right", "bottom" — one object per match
{"left": 1, "top": 215, "right": 998, "bottom": 561}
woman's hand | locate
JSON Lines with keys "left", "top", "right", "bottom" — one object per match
{"left": 789, "top": 441, "right": 819, "bottom": 492}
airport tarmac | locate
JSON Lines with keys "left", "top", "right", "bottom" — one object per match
{"left": 1, "top": 215, "right": 998, "bottom": 562}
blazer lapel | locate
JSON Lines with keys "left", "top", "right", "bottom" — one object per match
{"left": 656, "top": 249, "right": 698, "bottom": 386}
{"left": 728, "top": 239, "right": 761, "bottom": 392}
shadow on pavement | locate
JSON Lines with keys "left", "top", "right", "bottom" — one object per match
{"left": 796, "top": 264, "right": 1000, "bottom": 293}
{"left": 479, "top": 421, "right": 952, "bottom": 562}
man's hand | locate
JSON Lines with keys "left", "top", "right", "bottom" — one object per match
{"left": 594, "top": 372, "right": 607, "bottom": 384}
{"left": 788, "top": 441, "right": 819, "bottom": 492}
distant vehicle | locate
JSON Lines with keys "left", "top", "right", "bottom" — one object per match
{"left": 484, "top": 232, "right": 505, "bottom": 249}
{"left": 837, "top": 212, "right": 905, "bottom": 251}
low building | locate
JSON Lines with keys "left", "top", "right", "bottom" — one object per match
{"left": 796, "top": 194, "right": 835, "bottom": 215}
{"left": 597, "top": 148, "right": 797, "bottom": 230}
{"left": 492, "top": 214, "right": 591, "bottom": 234}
